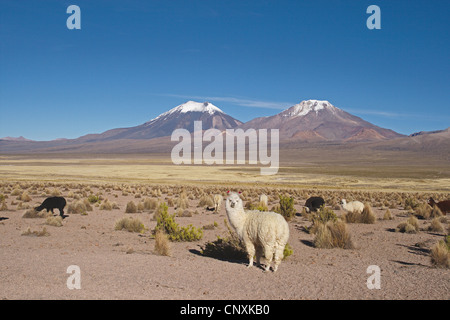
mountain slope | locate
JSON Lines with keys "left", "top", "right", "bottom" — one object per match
{"left": 76, "top": 101, "right": 242, "bottom": 143}
{"left": 240, "top": 100, "right": 403, "bottom": 141}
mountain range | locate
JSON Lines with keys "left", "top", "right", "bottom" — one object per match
{"left": 0, "top": 99, "right": 448, "bottom": 156}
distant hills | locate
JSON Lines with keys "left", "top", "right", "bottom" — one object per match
{"left": 0, "top": 100, "right": 448, "bottom": 157}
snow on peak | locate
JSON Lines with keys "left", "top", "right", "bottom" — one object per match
{"left": 148, "top": 101, "right": 224, "bottom": 123}
{"left": 175, "top": 101, "right": 224, "bottom": 114}
{"left": 283, "top": 100, "right": 337, "bottom": 117}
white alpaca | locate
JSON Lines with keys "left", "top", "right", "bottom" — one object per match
{"left": 259, "top": 194, "right": 268, "bottom": 208}
{"left": 225, "top": 192, "right": 289, "bottom": 272}
{"left": 340, "top": 199, "right": 364, "bottom": 214}
{"left": 213, "top": 194, "right": 223, "bottom": 213}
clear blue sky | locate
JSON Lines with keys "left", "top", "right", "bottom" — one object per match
{"left": 1, "top": 0, "right": 449, "bottom": 141}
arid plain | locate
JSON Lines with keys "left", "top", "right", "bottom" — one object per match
{"left": 0, "top": 152, "right": 449, "bottom": 300}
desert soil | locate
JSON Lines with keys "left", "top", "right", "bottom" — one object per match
{"left": 0, "top": 186, "right": 449, "bottom": 300}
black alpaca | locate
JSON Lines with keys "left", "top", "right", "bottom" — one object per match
{"left": 305, "top": 196, "right": 325, "bottom": 212}
{"left": 35, "top": 196, "right": 67, "bottom": 218}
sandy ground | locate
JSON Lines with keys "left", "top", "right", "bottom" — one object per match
{"left": 0, "top": 187, "right": 449, "bottom": 300}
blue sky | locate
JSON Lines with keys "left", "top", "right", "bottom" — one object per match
{"left": 1, "top": 0, "right": 449, "bottom": 141}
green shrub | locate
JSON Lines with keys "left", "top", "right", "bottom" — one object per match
{"left": 245, "top": 201, "right": 268, "bottom": 212}
{"left": 311, "top": 205, "right": 337, "bottom": 230}
{"left": 154, "top": 202, "right": 203, "bottom": 241}
{"left": 276, "top": 195, "right": 295, "bottom": 221}
{"left": 283, "top": 243, "right": 293, "bottom": 259}
{"left": 87, "top": 194, "right": 99, "bottom": 204}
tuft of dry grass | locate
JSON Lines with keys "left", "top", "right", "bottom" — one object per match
{"left": 67, "top": 199, "right": 92, "bottom": 214}
{"left": 114, "top": 216, "right": 145, "bottom": 233}
{"left": 154, "top": 230, "right": 171, "bottom": 256}
{"left": 383, "top": 208, "right": 393, "bottom": 220}
{"left": 414, "top": 203, "right": 432, "bottom": 219}
{"left": 198, "top": 195, "right": 214, "bottom": 208}
{"left": 430, "top": 205, "right": 443, "bottom": 219}
{"left": 343, "top": 210, "right": 361, "bottom": 223}
{"left": 343, "top": 203, "right": 376, "bottom": 224}
{"left": 18, "top": 191, "right": 32, "bottom": 202}
{"left": 46, "top": 216, "right": 63, "bottom": 227}
{"left": 125, "top": 201, "right": 137, "bottom": 213}
{"left": 313, "top": 220, "right": 354, "bottom": 249}
{"left": 428, "top": 218, "right": 444, "bottom": 233}
{"left": 0, "top": 201, "right": 8, "bottom": 211}
{"left": 430, "top": 241, "right": 449, "bottom": 268}
{"left": 143, "top": 198, "right": 159, "bottom": 211}
{"left": 21, "top": 227, "right": 49, "bottom": 237}
{"left": 100, "top": 199, "right": 113, "bottom": 210}
{"left": 396, "top": 216, "right": 420, "bottom": 233}
{"left": 22, "top": 208, "right": 50, "bottom": 218}
{"left": 361, "top": 203, "right": 376, "bottom": 224}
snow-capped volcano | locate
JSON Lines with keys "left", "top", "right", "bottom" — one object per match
{"left": 239, "top": 99, "right": 403, "bottom": 142}
{"left": 74, "top": 101, "right": 242, "bottom": 142}
{"left": 282, "top": 100, "right": 338, "bottom": 117}
{"left": 147, "top": 101, "right": 224, "bottom": 123}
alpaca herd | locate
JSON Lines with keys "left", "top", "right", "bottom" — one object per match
{"left": 30, "top": 191, "right": 449, "bottom": 273}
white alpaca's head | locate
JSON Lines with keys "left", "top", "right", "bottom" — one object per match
{"left": 226, "top": 192, "right": 243, "bottom": 211}
{"left": 340, "top": 199, "right": 347, "bottom": 206}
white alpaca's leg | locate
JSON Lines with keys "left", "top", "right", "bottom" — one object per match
{"left": 255, "top": 245, "right": 263, "bottom": 268}
{"left": 246, "top": 242, "right": 255, "bottom": 268}
{"left": 263, "top": 246, "right": 273, "bottom": 272}
{"left": 273, "top": 245, "right": 285, "bottom": 272}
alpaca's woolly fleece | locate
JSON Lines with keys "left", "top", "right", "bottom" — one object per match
{"left": 225, "top": 192, "right": 289, "bottom": 272}
{"left": 213, "top": 194, "right": 223, "bottom": 213}
{"left": 340, "top": 199, "right": 364, "bottom": 214}
{"left": 259, "top": 194, "right": 268, "bottom": 207}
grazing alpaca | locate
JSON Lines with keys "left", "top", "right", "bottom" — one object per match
{"left": 428, "top": 197, "right": 450, "bottom": 214}
{"left": 340, "top": 199, "right": 364, "bottom": 214}
{"left": 35, "top": 196, "right": 67, "bottom": 218}
{"left": 304, "top": 196, "right": 325, "bottom": 212}
{"left": 259, "top": 194, "right": 268, "bottom": 208}
{"left": 225, "top": 192, "right": 289, "bottom": 272}
{"left": 213, "top": 194, "right": 223, "bottom": 213}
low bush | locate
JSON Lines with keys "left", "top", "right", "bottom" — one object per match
{"left": 154, "top": 230, "right": 171, "bottom": 256}
{"left": 154, "top": 202, "right": 203, "bottom": 241}
{"left": 396, "top": 216, "right": 420, "bottom": 233}
{"left": 114, "top": 216, "right": 146, "bottom": 233}
{"left": 125, "top": 201, "right": 137, "bottom": 213}
{"left": 313, "top": 220, "right": 354, "bottom": 249}
{"left": 430, "top": 240, "right": 449, "bottom": 268}
{"left": 276, "top": 195, "right": 296, "bottom": 221}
